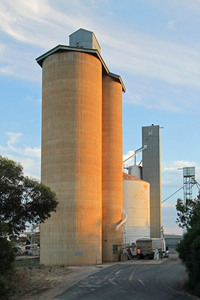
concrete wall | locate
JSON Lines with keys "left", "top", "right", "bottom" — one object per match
{"left": 142, "top": 125, "right": 161, "bottom": 238}
{"left": 40, "top": 51, "right": 102, "bottom": 265}
{"left": 102, "top": 74, "right": 123, "bottom": 262}
{"left": 123, "top": 174, "right": 150, "bottom": 244}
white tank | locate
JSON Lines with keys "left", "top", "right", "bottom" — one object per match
{"left": 123, "top": 173, "right": 150, "bottom": 244}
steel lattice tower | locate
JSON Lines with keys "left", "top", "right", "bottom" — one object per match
{"left": 183, "top": 167, "right": 195, "bottom": 203}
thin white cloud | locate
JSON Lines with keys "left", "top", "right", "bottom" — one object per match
{"left": 162, "top": 204, "right": 183, "bottom": 235}
{"left": 164, "top": 167, "right": 176, "bottom": 172}
{"left": 1, "top": 153, "right": 40, "bottom": 180}
{"left": 161, "top": 160, "right": 200, "bottom": 202}
{"left": 18, "top": 157, "right": 40, "bottom": 179}
{"left": 0, "top": 42, "right": 40, "bottom": 82}
{"left": 5, "top": 132, "right": 41, "bottom": 158}
{"left": 0, "top": 145, "right": 7, "bottom": 151}
{"left": 23, "top": 147, "right": 41, "bottom": 158}
{"left": 161, "top": 179, "right": 174, "bottom": 187}
{"left": 0, "top": 0, "right": 199, "bottom": 116}
{"left": 123, "top": 156, "right": 200, "bottom": 188}
{"left": 0, "top": 132, "right": 41, "bottom": 179}
{"left": 0, "top": 0, "right": 87, "bottom": 48}
{"left": 162, "top": 204, "right": 176, "bottom": 208}
{"left": 167, "top": 20, "right": 175, "bottom": 31}
{"left": 0, "top": 65, "right": 14, "bottom": 75}
{"left": 6, "top": 132, "right": 22, "bottom": 146}
{"left": 23, "top": 96, "right": 41, "bottom": 104}
{"left": 0, "top": 0, "right": 200, "bottom": 93}
{"left": 147, "top": 0, "right": 200, "bottom": 17}
{"left": 123, "top": 150, "right": 135, "bottom": 170}
{"left": 162, "top": 160, "right": 199, "bottom": 174}
{"left": 163, "top": 227, "right": 183, "bottom": 235}
{"left": 174, "top": 160, "right": 197, "bottom": 168}
{"left": 123, "top": 150, "right": 135, "bottom": 162}
{"left": 103, "top": 30, "right": 200, "bottom": 90}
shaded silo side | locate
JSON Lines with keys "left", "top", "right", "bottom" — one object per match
{"left": 102, "top": 74, "right": 123, "bottom": 262}
{"left": 142, "top": 125, "right": 161, "bottom": 238}
{"left": 123, "top": 173, "right": 150, "bottom": 244}
{"left": 40, "top": 51, "right": 102, "bottom": 265}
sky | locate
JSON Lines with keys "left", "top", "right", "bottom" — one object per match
{"left": 1, "top": 0, "right": 200, "bottom": 235}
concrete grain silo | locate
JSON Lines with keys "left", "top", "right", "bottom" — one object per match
{"left": 142, "top": 125, "right": 161, "bottom": 238}
{"left": 102, "top": 74, "right": 123, "bottom": 262}
{"left": 36, "top": 29, "right": 125, "bottom": 265}
{"left": 123, "top": 173, "right": 150, "bottom": 244}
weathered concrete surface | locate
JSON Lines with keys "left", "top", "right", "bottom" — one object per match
{"left": 102, "top": 74, "right": 123, "bottom": 262}
{"left": 40, "top": 51, "right": 102, "bottom": 265}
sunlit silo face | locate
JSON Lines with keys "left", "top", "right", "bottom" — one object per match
{"left": 36, "top": 29, "right": 125, "bottom": 265}
{"left": 40, "top": 51, "right": 102, "bottom": 265}
{"left": 102, "top": 74, "right": 123, "bottom": 262}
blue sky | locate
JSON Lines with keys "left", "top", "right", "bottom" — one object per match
{"left": 1, "top": 0, "right": 200, "bottom": 234}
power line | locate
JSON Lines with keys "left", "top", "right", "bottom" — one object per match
{"left": 161, "top": 186, "right": 184, "bottom": 204}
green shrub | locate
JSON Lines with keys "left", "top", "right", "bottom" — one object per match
{"left": 0, "top": 277, "right": 15, "bottom": 300}
{"left": 177, "top": 225, "right": 200, "bottom": 297}
{"left": 0, "top": 237, "right": 16, "bottom": 275}
{"left": 0, "top": 237, "right": 16, "bottom": 299}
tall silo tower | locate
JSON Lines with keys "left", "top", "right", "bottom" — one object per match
{"left": 36, "top": 29, "right": 125, "bottom": 265}
{"left": 102, "top": 74, "right": 123, "bottom": 262}
{"left": 142, "top": 125, "right": 161, "bottom": 238}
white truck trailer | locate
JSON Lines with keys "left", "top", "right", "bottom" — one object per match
{"left": 136, "top": 238, "right": 168, "bottom": 259}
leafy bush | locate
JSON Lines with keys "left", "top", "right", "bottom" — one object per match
{"left": 177, "top": 224, "right": 200, "bottom": 297}
{"left": 0, "top": 237, "right": 16, "bottom": 275}
{"left": 0, "top": 155, "right": 58, "bottom": 299}
{"left": 0, "top": 237, "right": 16, "bottom": 299}
{"left": 0, "top": 156, "right": 58, "bottom": 236}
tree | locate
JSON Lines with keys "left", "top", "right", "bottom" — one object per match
{"left": 0, "top": 155, "right": 58, "bottom": 237}
{"left": 176, "top": 197, "right": 200, "bottom": 297}
{"left": 176, "top": 224, "right": 200, "bottom": 297}
{"left": 176, "top": 197, "right": 200, "bottom": 229}
{"left": 0, "top": 156, "right": 58, "bottom": 298}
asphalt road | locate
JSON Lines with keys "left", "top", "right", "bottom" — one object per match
{"left": 56, "top": 255, "right": 195, "bottom": 300}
